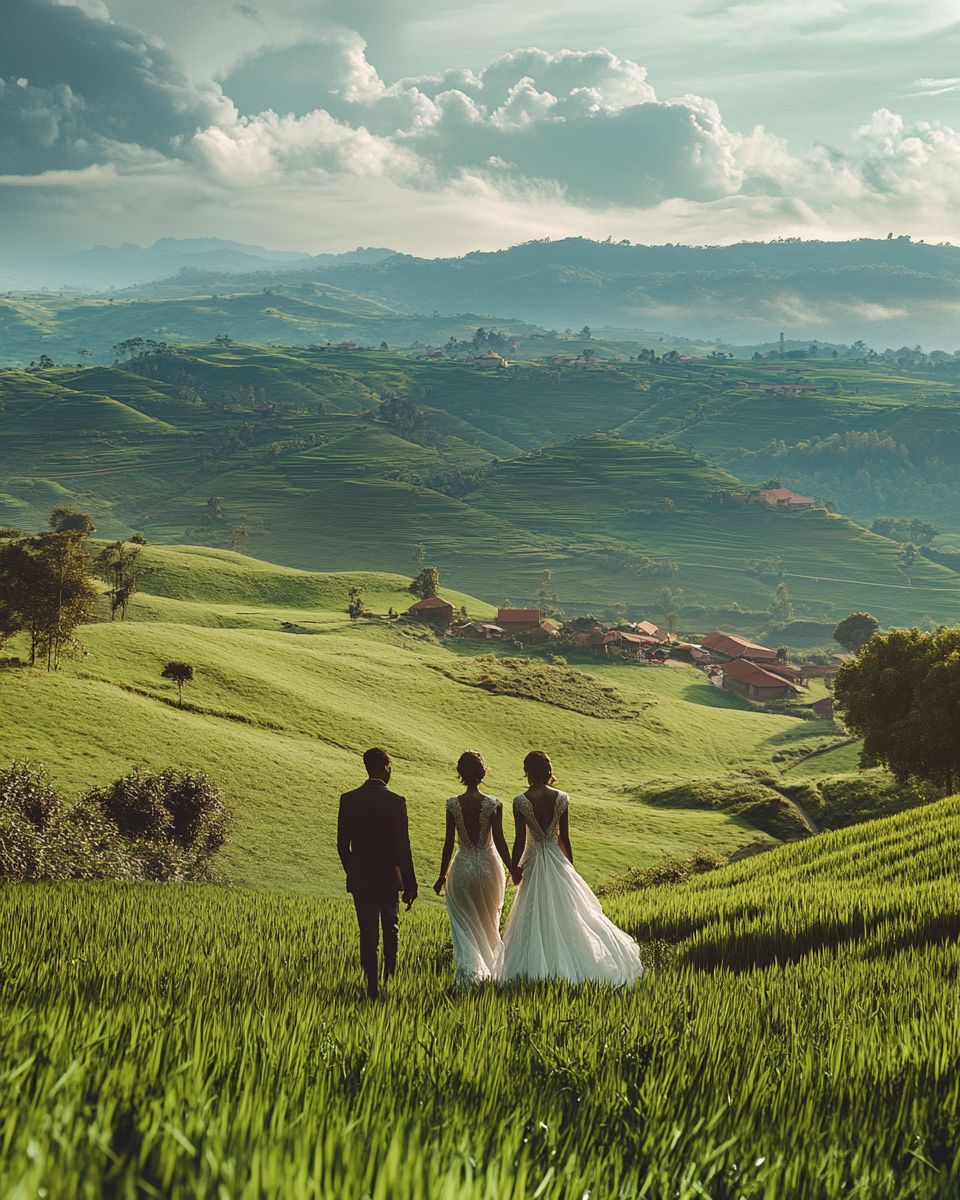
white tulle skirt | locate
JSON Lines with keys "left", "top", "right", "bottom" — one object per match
{"left": 494, "top": 842, "right": 646, "bottom": 986}
{"left": 446, "top": 844, "right": 506, "bottom": 985}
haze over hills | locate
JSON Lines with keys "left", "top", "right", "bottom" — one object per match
{"left": 5, "top": 237, "right": 957, "bottom": 350}
{"left": 1, "top": 240, "right": 396, "bottom": 294}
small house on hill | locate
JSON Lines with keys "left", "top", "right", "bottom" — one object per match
{"left": 456, "top": 621, "right": 504, "bottom": 640}
{"left": 407, "top": 596, "right": 455, "bottom": 622}
{"left": 497, "top": 608, "right": 541, "bottom": 634}
{"left": 721, "top": 658, "right": 802, "bottom": 701}
{"left": 632, "top": 620, "right": 669, "bottom": 642}
{"left": 602, "top": 630, "right": 657, "bottom": 654}
{"left": 748, "top": 488, "right": 814, "bottom": 508}
{"left": 702, "top": 631, "right": 777, "bottom": 661}
{"left": 806, "top": 696, "right": 835, "bottom": 718}
{"left": 525, "top": 619, "right": 562, "bottom": 644}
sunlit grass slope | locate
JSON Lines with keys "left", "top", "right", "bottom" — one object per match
{"left": 0, "top": 546, "right": 841, "bottom": 893}
{"left": 2, "top": 797, "right": 958, "bottom": 1197}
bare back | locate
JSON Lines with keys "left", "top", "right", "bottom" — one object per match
{"left": 523, "top": 783, "right": 561, "bottom": 835}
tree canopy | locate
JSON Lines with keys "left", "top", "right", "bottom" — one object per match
{"left": 410, "top": 566, "right": 441, "bottom": 599}
{"left": 833, "top": 612, "right": 881, "bottom": 650}
{"left": 834, "top": 626, "right": 960, "bottom": 793}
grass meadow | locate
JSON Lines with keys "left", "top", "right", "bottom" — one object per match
{"left": 2, "top": 797, "right": 958, "bottom": 1199}
{"left": 0, "top": 546, "right": 848, "bottom": 894}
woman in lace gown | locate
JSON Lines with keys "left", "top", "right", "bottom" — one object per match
{"left": 434, "top": 751, "right": 515, "bottom": 985}
{"left": 494, "top": 750, "right": 645, "bottom": 986}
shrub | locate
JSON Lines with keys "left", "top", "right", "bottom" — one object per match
{"left": 598, "top": 847, "right": 724, "bottom": 896}
{"left": 0, "top": 760, "right": 64, "bottom": 830}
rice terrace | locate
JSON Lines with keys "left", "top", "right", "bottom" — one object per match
{"left": 2, "top": 1, "right": 960, "bottom": 1191}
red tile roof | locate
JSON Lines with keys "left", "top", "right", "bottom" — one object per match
{"left": 407, "top": 596, "right": 454, "bottom": 612}
{"left": 722, "top": 658, "right": 802, "bottom": 691}
{"left": 702, "top": 631, "right": 777, "bottom": 659}
{"left": 752, "top": 488, "right": 814, "bottom": 506}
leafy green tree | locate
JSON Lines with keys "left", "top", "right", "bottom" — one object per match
{"left": 666, "top": 611, "right": 680, "bottom": 634}
{"left": 536, "top": 569, "right": 563, "bottom": 618}
{"left": 833, "top": 612, "right": 880, "bottom": 650}
{"left": 347, "top": 587, "right": 369, "bottom": 620}
{"left": 161, "top": 661, "right": 195, "bottom": 707}
{"left": 411, "top": 543, "right": 426, "bottom": 568}
{"left": 410, "top": 566, "right": 440, "bottom": 599}
{"left": 897, "top": 543, "right": 919, "bottom": 577}
{"left": 49, "top": 505, "right": 96, "bottom": 537}
{"left": 768, "top": 583, "right": 795, "bottom": 623}
{"left": 834, "top": 626, "right": 960, "bottom": 792}
{"left": 130, "top": 533, "right": 148, "bottom": 545}
{"left": 228, "top": 524, "right": 250, "bottom": 552}
{"left": 776, "top": 645, "right": 790, "bottom": 663}
{"left": 94, "top": 541, "right": 155, "bottom": 620}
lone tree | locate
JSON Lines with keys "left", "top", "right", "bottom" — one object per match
{"left": 347, "top": 587, "right": 369, "bottom": 620}
{"left": 49, "top": 505, "right": 96, "bottom": 537}
{"left": 768, "top": 582, "right": 795, "bottom": 624}
{"left": 833, "top": 612, "right": 880, "bottom": 651}
{"left": 410, "top": 566, "right": 440, "bottom": 599}
{"left": 411, "top": 543, "right": 426, "bottom": 568}
{"left": 95, "top": 541, "right": 155, "bottom": 620}
{"left": 228, "top": 524, "right": 250, "bottom": 552}
{"left": 161, "top": 661, "right": 195, "bottom": 708}
{"left": 834, "top": 626, "right": 960, "bottom": 793}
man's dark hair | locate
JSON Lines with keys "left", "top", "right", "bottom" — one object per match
{"left": 363, "top": 747, "right": 392, "bottom": 776}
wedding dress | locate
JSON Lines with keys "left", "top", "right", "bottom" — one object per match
{"left": 444, "top": 794, "right": 506, "bottom": 985}
{"left": 494, "top": 791, "right": 646, "bottom": 986}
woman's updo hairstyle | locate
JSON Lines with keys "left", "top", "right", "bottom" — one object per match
{"left": 523, "top": 750, "right": 555, "bottom": 785}
{"left": 457, "top": 750, "right": 487, "bottom": 786}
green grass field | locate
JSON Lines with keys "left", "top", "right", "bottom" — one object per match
{"left": 2, "top": 796, "right": 958, "bottom": 1198}
{"left": 2, "top": 347, "right": 956, "bottom": 632}
{"left": 1, "top": 544, "right": 855, "bottom": 894}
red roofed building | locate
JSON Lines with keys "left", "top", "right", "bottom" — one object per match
{"left": 407, "top": 596, "right": 455, "bottom": 622}
{"left": 497, "top": 608, "right": 541, "bottom": 634}
{"left": 702, "top": 631, "right": 778, "bottom": 661}
{"left": 336, "top": 342, "right": 358, "bottom": 350}
{"left": 632, "top": 620, "right": 669, "bottom": 642}
{"left": 748, "top": 488, "right": 814, "bottom": 508}
{"left": 721, "top": 658, "right": 802, "bottom": 701}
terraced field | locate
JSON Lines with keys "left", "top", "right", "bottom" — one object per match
{"left": 2, "top": 347, "right": 956, "bottom": 630}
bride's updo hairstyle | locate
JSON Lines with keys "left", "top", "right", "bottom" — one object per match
{"left": 523, "top": 750, "right": 555, "bottom": 785}
{"left": 457, "top": 750, "right": 487, "bottom": 786}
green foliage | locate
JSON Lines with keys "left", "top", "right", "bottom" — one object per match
{"left": 160, "top": 660, "right": 195, "bottom": 706}
{"left": 597, "top": 847, "right": 724, "bottom": 896}
{"left": 409, "top": 565, "right": 441, "bottom": 599}
{"left": 768, "top": 581, "right": 795, "bottom": 623}
{"left": 2, "top": 798, "right": 960, "bottom": 1195}
{"left": 48, "top": 504, "right": 96, "bottom": 536}
{"left": 346, "top": 586, "right": 369, "bottom": 620}
{"left": 94, "top": 540, "right": 154, "bottom": 620}
{"left": 832, "top": 611, "right": 880, "bottom": 650}
{"left": 635, "top": 775, "right": 817, "bottom": 841}
{"left": 0, "top": 760, "right": 63, "bottom": 830}
{"left": 835, "top": 625, "right": 960, "bottom": 792}
{"left": 872, "top": 515, "right": 938, "bottom": 543}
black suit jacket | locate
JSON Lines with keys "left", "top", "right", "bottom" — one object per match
{"left": 337, "top": 778, "right": 418, "bottom": 899}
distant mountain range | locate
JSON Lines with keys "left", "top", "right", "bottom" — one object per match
{"left": 4, "top": 236, "right": 957, "bottom": 349}
{"left": 1, "top": 239, "right": 396, "bottom": 293}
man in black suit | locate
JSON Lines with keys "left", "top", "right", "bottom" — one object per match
{"left": 337, "top": 747, "right": 418, "bottom": 999}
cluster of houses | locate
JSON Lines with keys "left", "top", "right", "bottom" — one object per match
{"left": 404, "top": 597, "right": 840, "bottom": 715}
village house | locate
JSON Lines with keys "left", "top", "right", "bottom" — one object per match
{"left": 456, "top": 621, "right": 504, "bottom": 640}
{"left": 497, "top": 608, "right": 541, "bottom": 634}
{"left": 525, "top": 619, "right": 562, "bottom": 644}
{"left": 406, "top": 596, "right": 455, "bottom": 622}
{"left": 601, "top": 630, "right": 660, "bottom": 655}
{"left": 631, "top": 620, "right": 669, "bottom": 642}
{"left": 701, "top": 631, "right": 778, "bottom": 661}
{"left": 720, "top": 658, "right": 802, "bottom": 702}
{"left": 747, "top": 488, "right": 815, "bottom": 509}
{"left": 806, "top": 696, "right": 835, "bottom": 718}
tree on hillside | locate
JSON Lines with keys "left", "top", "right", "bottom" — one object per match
{"left": 768, "top": 583, "right": 795, "bottom": 624}
{"left": 347, "top": 587, "right": 369, "bottom": 620}
{"left": 776, "top": 645, "right": 790, "bottom": 663}
{"left": 834, "top": 626, "right": 960, "bottom": 793}
{"left": 410, "top": 566, "right": 440, "bottom": 599}
{"left": 759, "top": 477, "right": 782, "bottom": 490}
{"left": 49, "top": 505, "right": 96, "bottom": 537}
{"left": 872, "top": 516, "right": 938, "bottom": 544}
{"left": 161, "top": 661, "right": 195, "bottom": 708}
{"left": 666, "top": 611, "right": 680, "bottom": 634}
{"left": 0, "top": 531, "right": 98, "bottom": 669}
{"left": 536, "top": 569, "right": 563, "bottom": 618}
{"left": 833, "top": 612, "right": 880, "bottom": 651}
{"left": 228, "top": 524, "right": 250, "bottom": 553}
{"left": 94, "top": 541, "right": 155, "bottom": 620}
{"left": 411, "top": 543, "right": 426, "bottom": 568}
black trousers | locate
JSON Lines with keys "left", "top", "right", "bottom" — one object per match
{"left": 352, "top": 893, "right": 400, "bottom": 996}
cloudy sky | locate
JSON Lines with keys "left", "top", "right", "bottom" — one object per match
{"left": 2, "top": 0, "right": 959, "bottom": 256}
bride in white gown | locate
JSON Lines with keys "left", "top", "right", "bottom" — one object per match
{"left": 434, "top": 751, "right": 515, "bottom": 985}
{"left": 494, "top": 750, "right": 646, "bottom": 986}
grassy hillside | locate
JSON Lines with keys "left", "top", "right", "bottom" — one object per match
{"left": 3, "top": 796, "right": 958, "bottom": 1196}
{"left": 2, "top": 347, "right": 956, "bottom": 631}
{"left": 0, "top": 544, "right": 859, "bottom": 894}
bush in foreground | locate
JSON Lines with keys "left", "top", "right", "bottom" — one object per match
{"left": 0, "top": 761, "right": 232, "bottom": 882}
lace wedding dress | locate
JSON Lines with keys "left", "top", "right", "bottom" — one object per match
{"left": 494, "top": 791, "right": 646, "bottom": 986}
{"left": 444, "top": 794, "right": 506, "bottom": 985}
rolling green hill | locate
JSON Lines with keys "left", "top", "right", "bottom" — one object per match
{"left": 0, "top": 543, "right": 859, "bottom": 894}
{"left": 2, "top": 346, "right": 956, "bottom": 632}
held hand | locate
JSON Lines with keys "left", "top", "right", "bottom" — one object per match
{"left": 433, "top": 876, "right": 446, "bottom": 895}
{"left": 402, "top": 890, "right": 416, "bottom": 911}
